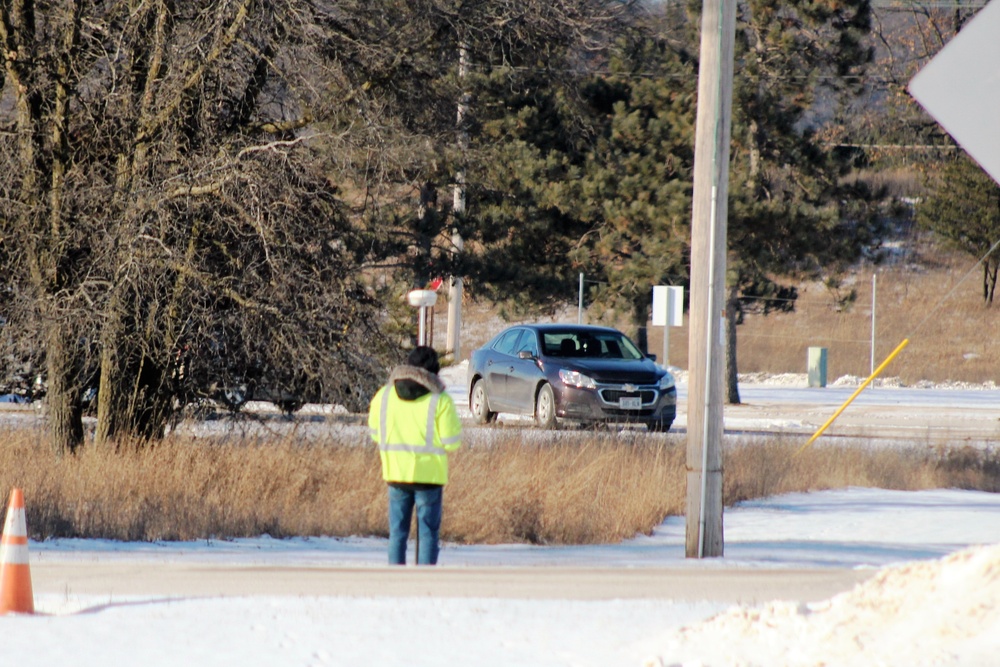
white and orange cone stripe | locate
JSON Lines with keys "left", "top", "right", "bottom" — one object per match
{"left": 0, "top": 488, "right": 34, "bottom": 614}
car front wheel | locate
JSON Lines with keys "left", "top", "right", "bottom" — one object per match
{"left": 535, "top": 383, "right": 557, "bottom": 429}
{"left": 470, "top": 379, "right": 497, "bottom": 424}
{"left": 220, "top": 384, "right": 250, "bottom": 411}
{"left": 647, "top": 418, "right": 673, "bottom": 433}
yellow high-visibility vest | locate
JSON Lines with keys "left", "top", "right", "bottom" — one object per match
{"left": 368, "top": 385, "right": 462, "bottom": 485}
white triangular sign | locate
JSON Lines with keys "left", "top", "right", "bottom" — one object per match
{"left": 909, "top": 0, "right": 1000, "bottom": 185}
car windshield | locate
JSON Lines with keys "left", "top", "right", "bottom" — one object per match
{"left": 541, "top": 330, "right": 644, "bottom": 360}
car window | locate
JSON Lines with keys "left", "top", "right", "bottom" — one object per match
{"left": 607, "top": 333, "right": 644, "bottom": 359}
{"left": 579, "top": 336, "right": 602, "bottom": 357}
{"left": 493, "top": 329, "right": 524, "bottom": 356}
{"left": 596, "top": 333, "right": 643, "bottom": 359}
{"left": 514, "top": 330, "right": 539, "bottom": 356}
{"left": 543, "top": 333, "right": 578, "bottom": 357}
{"left": 542, "top": 330, "right": 644, "bottom": 359}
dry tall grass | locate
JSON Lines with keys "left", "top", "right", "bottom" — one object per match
{"left": 459, "top": 241, "right": 1000, "bottom": 385}
{"left": 2, "top": 428, "right": 996, "bottom": 544}
{"left": 446, "top": 433, "right": 685, "bottom": 544}
{"left": 658, "top": 244, "right": 1000, "bottom": 384}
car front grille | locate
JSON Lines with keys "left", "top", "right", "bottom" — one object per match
{"left": 598, "top": 387, "right": 658, "bottom": 405}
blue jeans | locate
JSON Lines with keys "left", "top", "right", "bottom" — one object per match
{"left": 387, "top": 484, "right": 443, "bottom": 565}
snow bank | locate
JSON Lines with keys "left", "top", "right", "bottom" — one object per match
{"left": 652, "top": 543, "right": 1000, "bottom": 667}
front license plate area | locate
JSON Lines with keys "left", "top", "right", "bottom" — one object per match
{"left": 619, "top": 396, "right": 642, "bottom": 409}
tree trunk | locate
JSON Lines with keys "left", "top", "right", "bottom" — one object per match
{"left": 96, "top": 304, "right": 171, "bottom": 448}
{"left": 94, "top": 308, "right": 122, "bottom": 448}
{"left": 986, "top": 262, "right": 998, "bottom": 305}
{"left": 748, "top": 120, "right": 761, "bottom": 189}
{"left": 633, "top": 297, "right": 651, "bottom": 356}
{"left": 45, "top": 317, "right": 84, "bottom": 455}
{"left": 98, "top": 350, "right": 172, "bottom": 447}
{"left": 726, "top": 285, "right": 741, "bottom": 405}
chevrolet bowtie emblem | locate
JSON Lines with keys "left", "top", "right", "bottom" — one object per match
{"left": 623, "top": 384, "right": 636, "bottom": 392}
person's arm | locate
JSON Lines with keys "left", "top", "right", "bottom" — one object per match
{"left": 368, "top": 387, "right": 385, "bottom": 444}
{"left": 436, "top": 393, "right": 462, "bottom": 451}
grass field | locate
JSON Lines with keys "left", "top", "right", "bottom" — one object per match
{"left": 3, "top": 428, "right": 997, "bottom": 544}
{"left": 5, "top": 238, "right": 999, "bottom": 545}
{"left": 727, "top": 246, "right": 1000, "bottom": 386}
{"left": 457, "top": 239, "right": 1000, "bottom": 386}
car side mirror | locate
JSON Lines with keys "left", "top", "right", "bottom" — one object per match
{"left": 646, "top": 353, "right": 657, "bottom": 362}
{"left": 518, "top": 350, "right": 534, "bottom": 360}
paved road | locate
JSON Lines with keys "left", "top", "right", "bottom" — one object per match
{"left": 691, "top": 386, "right": 1000, "bottom": 443}
{"left": 463, "top": 385, "right": 1000, "bottom": 444}
{"left": 6, "top": 379, "right": 999, "bottom": 443}
{"left": 31, "top": 561, "right": 873, "bottom": 604}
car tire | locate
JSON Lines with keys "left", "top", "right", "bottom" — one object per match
{"left": 220, "top": 384, "right": 250, "bottom": 411}
{"left": 647, "top": 419, "right": 673, "bottom": 433}
{"left": 535, "top": 383, "right": 558, "bottom": 430}
{"left": 276, "top": 398, "right": 304, "bottom": 415}
{"left": 470, "top": 379, "right": 497, "bottom": 424}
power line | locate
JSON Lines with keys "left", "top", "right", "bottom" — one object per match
{"left": 871, "top": 0, "right": 987, "bottom": 7}
{"left": 465, "top": 61, "right": 953, "bottom": 86}
{"left": 739, "top": 332, "right": 873, "bottom": 345}
{"left": 654, "top": 0, "right": 988, "bottom": 7}
{"left": 828, "top": 143, "right": 962, "bottom": 150}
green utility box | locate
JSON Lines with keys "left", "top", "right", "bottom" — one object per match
{"left": 808, "top": 347, "right": 828, "bottom": 388}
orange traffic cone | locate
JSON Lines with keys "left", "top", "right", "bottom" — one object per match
{"left": 0, "top": 488, "right": 34, "bottom": 614}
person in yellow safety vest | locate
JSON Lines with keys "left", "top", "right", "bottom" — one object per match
{"left": 368, "top": 346, "right": 462, "bottom": 565}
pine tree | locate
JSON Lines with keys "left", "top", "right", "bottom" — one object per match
{"left": 564, "top": 37, "right": 696, "bottom": 334}
{"left": 919, "top": 155, "right": 1000, "bottom": 304}
{"left": 722, "top": 0, "right": 879, "bottom": 402}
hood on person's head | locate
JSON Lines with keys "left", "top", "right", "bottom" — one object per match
{"left": 407, "top": 346, "right": 440, "bottom": 375}
{"left": 391, "top": 346, "right": 444, "bottom": 400}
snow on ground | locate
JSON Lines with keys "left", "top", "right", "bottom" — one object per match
{"left": 29, "top": 488, "right": 1000, "bottom": 570}
{"left": 8, "top": 487, "right": 1000, "bottom": 667}
{"left": 656, "top": 542, "right": 1000, "bottom": 667}
{"left": 1, "top": 361, "right": 997, "bottom": 666}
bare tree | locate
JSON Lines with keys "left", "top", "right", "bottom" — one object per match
{"left": 0, "top": 0, "right": 639, "bottom": 452}
{"left": 0, "top": 1, "right": 396, "bottom": 451}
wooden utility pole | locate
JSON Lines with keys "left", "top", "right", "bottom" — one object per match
{"left": 686, "top": 0, "right": 736, "bottom": 558}
{"left": 446, "top": 44, "right": 470, "bottom": 360}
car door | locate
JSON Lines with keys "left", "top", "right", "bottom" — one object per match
{"left": 506, "top": 329, "right": 543, "bottom": 413}
{"left": 484, "top": 328, "right": 523, "bottom": 411}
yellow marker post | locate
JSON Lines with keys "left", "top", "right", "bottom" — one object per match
{"left": 796, "top": 338, "right": 910, "bottom": 455}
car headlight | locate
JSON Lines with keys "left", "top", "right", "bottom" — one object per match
{"left": 659, "top": 373, "right": 676, "bottom": 391}
{"left": 559, "top": 369, "right": 597, "bottom": 389}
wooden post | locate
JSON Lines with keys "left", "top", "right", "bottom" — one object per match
{"left": 686, "top": 0, "right": 736, "bottom": 558}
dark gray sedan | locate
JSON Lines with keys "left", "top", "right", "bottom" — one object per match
{"left": 467, "top": 324, "right": 676, "bottom": 431}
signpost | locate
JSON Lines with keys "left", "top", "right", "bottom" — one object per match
{"left": 407, "top": 290, "right": 438, "bottom": 346}
{"left": 652, "top": 286, "right": 684, "bottom": 367}
{"left": 908, "top": 0, "right": 1000, "bottom": 186}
